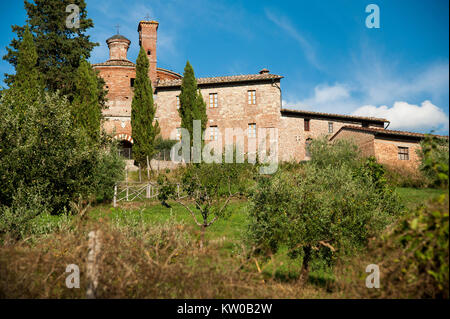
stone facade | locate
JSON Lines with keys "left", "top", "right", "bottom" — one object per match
{"left": 94, "top": 19, "right": 446, "bottom": 170}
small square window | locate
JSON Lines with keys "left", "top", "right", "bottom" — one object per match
{"left": 130, "top": 78, "right": 135, "bottom": 87}
{"left": 209, "top": 93, "right": 218, "bottom": 108}
{"left": 398, "top": 147, "right": 409, "bottom": 160}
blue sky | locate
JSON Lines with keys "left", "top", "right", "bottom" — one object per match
{"left": 1, "top": 0, "right": 449, "bottom": 134}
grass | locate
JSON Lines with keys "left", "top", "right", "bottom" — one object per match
{"left": 1, "top": 186, "right": 446, "bottom": 298}
{"left": 395, "top": 187, "right": 448, "bottom": 208}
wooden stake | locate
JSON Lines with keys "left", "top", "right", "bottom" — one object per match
{"left": 146, "top": 156, "right": 150, "bottom": 180}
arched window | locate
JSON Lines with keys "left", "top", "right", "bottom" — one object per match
{"left": 118, "top": 140, "right": 133, "bottom": 159}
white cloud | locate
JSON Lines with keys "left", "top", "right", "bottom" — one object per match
{"left": 283, "top": 83, "right": 355, "bottom": 113}
{"left": 313, "top": 84, "right": 350, "bottom": 103}
{"left": 353, "top": 101, "right": 449, "bottom": 132}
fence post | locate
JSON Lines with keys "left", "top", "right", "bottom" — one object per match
{"left": 113, "top": 184, "right": 117, "bottom": 207}
{"left": 146, "top": 156, "right": 150, "bottom": 180}
{"left": 139, "top": 163, "right": 142, "bottom": 182}
{"left": 177, "top": 184, "right": 180, "bottom": 198}
{"left": 146, "top": 183, "right": 150, "bottom": 199}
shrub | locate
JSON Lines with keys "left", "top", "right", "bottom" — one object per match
{"left": 334, "top": 194, "right": 449, "bottom": 298}
{"left": 418, "top": 135, "right": 449, "bottom": 188}
{"left": 0, "top": 91, "right": 124, "bottom": 237}
{"left": 247, "top": 139, "right": 404, "bottom": 279}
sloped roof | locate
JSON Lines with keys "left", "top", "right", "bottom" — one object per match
{"left": 156, "top": 73, "right": 283, "bottom": 88}
{"left": 281, "top": 108, "right": 388, "bottom": 123}
{"left": 330, "top": 125, "right": 449, "bottom": 141}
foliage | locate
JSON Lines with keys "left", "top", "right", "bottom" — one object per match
{"left": 389, "top": 194, "right": 448, "bottom": 297}
{"left": 178, "top": 61, "right": 207, "bottom": 145}
{"left": 131, "top": 47, "right": 160, "bottom": 167}
{"left": 384, "top": 166, "right": 428, "bottom": 188}
{"left": 3, "top": 0, "right": 105, "bottom": 105}
{"left": 309, "top": 137, "right": 360, "bottom": 170}
{"left": 155, "top": 137, "right": 178, "bottom": 152}
{"left": 71, "top": 58, "right": 102, "bottom": 143}
{"left": 0, "top": 90, "right": 124, "bottom": 237}
{"left": 247, "top": 139, "right": 404, "bottom": 279}
{"left": 334, "top": 194, "right": 449, "bottom": 298}
{"left": 418, "top": 135, "right": 449, "bottom": 188}
{"left": 158, "top": 162, "right": 244, "bottom": 244}
{"left": 9, "top": 26, "right": 40, "bottom": 99}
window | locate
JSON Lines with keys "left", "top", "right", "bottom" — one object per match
{"left": 362, "top": 122, "right": 369, "bottom": 128}
{"left": 209, "top": 93, "right": 218, "bottom": 108}
{"left": 328, "top": 122, "right": 334, "bottom": 133}
{"left": 130, "top": 78, "right": 135, "bottom": 87}
{"left": 248, "top": 90, "right": 256, "bottom": 105}
{"left": 209, "top": 126, "right": 219, "bottom": 141}
{"left": 304, "top": 119, "right": 310, "bottom": 131}
{"left": 176, "top": 95, "right": 180, "bottom": 109}
{"left": 176, "top": 128, "right": 182, "bottom": 141}
{"left": 398, "top": 146, "right": 409, "bottom": 160}
{"left": 248, "top": 123, "right": 256, "bottom": 138}
{"left": 147, "top": 50, "right": 151, "bottom": 56}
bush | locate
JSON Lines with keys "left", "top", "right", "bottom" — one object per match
{"left": 334, "top": 194, "right": 449, "bottom": 298}
{"left": 418, "top": 135, "right": 449, "bottom": 188}
{"left": 247, "top": 139, "right": 404, "bottom": 279}
{"left": 0, "top": 91, "right": 124, "bottom": 237}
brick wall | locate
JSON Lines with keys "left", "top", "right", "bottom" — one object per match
{"left": 330, "top": 129, "right": 375, "bottom": 157}
{"left": 373, "top": 138, "right": 421, "bottom": 171}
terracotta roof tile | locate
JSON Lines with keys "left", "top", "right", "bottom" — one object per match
{"left": 156, "top": 73, "right": 283, "bottom": 88}
{"left": 330, "top": 125, "right": 449, "bottom": 140}
{"left": 281, "top": 108, "right": 388, "bottom": 123}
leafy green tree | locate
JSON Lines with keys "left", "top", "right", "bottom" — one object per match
{"left": 247, "top": 140, "right": 403, "bottom": 281}
{"left": 71, "top": 58, "right": 102, "bottom": 143}
{"left": 3, "top": 0, "right": 106, "bottom": 107}
{"left": 178, "top": 61, "right": 207, "bottom": 146}
{"left": 131, "top": 47, "right": 160, "bottom": 167}
{"left": 158, "top": 162, "right": 238, "bottom": 247}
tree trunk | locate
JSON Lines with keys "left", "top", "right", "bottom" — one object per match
{"left": 300, "top": 245, "right": 312, "bottom": 284}
{"left": 200, "top": 224, "right": 206, "bottom": 250}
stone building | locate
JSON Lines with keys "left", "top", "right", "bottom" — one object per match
{"left": 330, "top": 126, "right": 448, "bottom": 172}
{"left": 93, "top": 19, "right": 445, "bottom": 169}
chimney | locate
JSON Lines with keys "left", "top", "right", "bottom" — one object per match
{"left": 259, "top": 68, "right": 270, "bottom": 74}
{"left": 138, "top": 20, "right": 159, "bottom": 87}
{"left": 106, "top": 34, "right": 131, "bottom": 60}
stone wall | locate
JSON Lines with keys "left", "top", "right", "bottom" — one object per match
{"left": 155, "top": 80, "right": 282, "bottom": 155}
{"left": 373, "top": 138, "right": 421, "bottom": 171}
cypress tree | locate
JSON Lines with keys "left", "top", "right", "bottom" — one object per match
{"left": 7, "top": 25, "right": 42, "bottom": 118}
{"left": 3, "top": 0, "right": 106, "bottom": 107}
{"left": 71, "top": 58, "right": 102, "bottom": 143}
{"left": 131, "top": 47, "right": 160, "bottom": 167}
{"left": 178, "top": 61, "right": 207, "bottom": 145}
{"left": 12, "top": 26, "right": 39, "bottom": 93}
